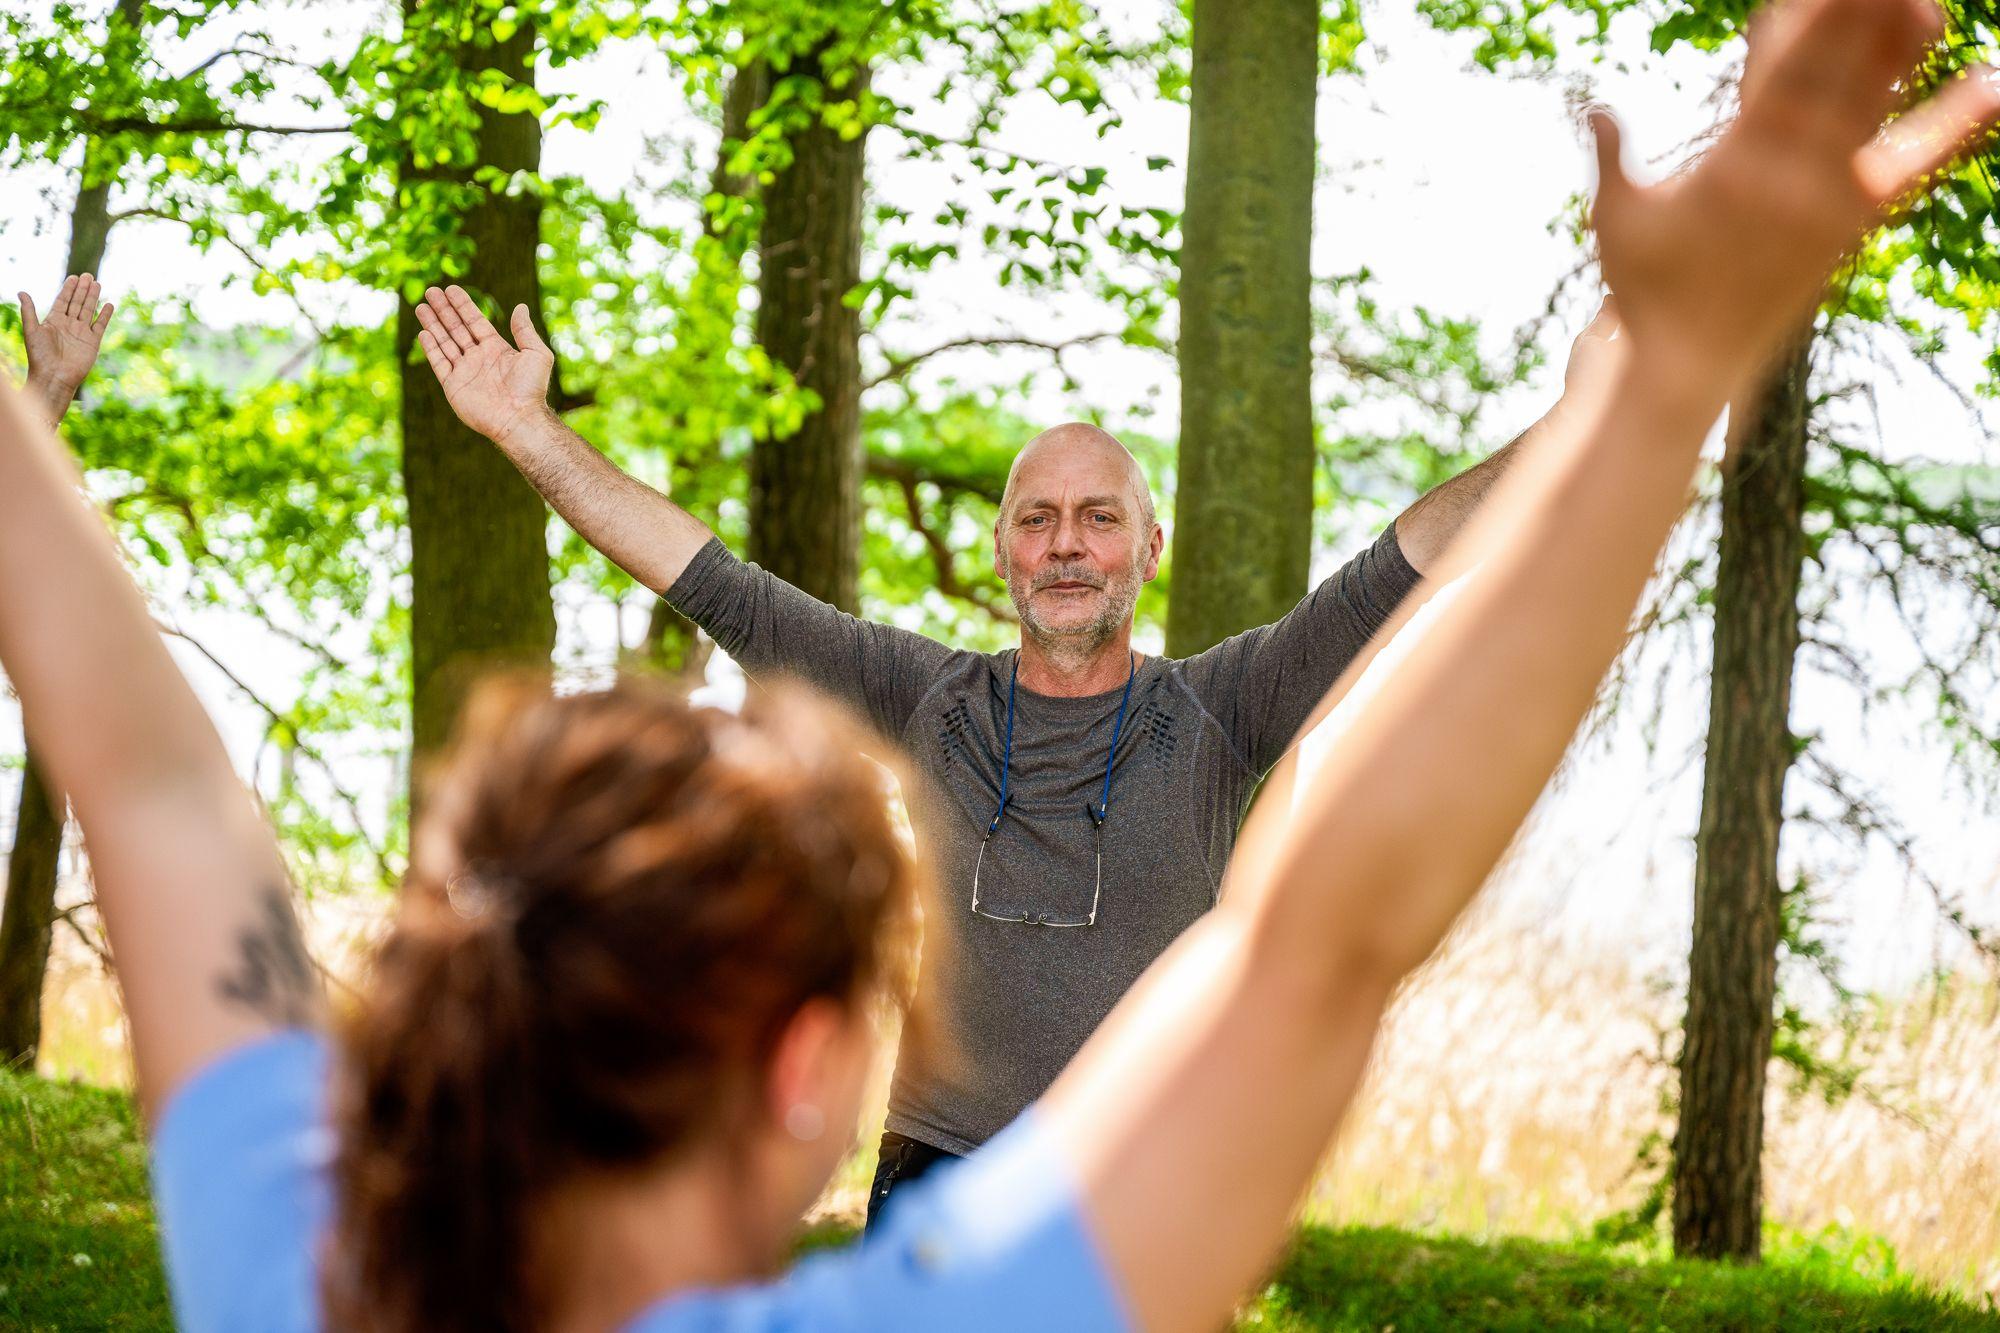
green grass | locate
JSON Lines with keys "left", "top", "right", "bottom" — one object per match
{"left": 1246, "top": 1226, "right": 1999, "bottom": 1331}
{"left": 0, "top": 1068, "right": 169, "bottom": 1329}
{"left": 3, "top": 1067, "right": 1994, "bottom": 1331}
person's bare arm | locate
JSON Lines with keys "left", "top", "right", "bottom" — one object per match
{"left": 413, "top": 286, "right": 715, "bottom": 592}
{"left": 1040, "top": 2, "right": 1999, "bottom": 1329}
{"left": 1392, "top": 300, "right": 1621, "bottom": 573}
{"left": 18, "top": 273, "right": 115, "bottom": 429}
{"left": 0, "top": 378, "right": 317, "bottom": 1126}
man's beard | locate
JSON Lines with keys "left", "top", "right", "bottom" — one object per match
{"left": 1007, "top": 555, "right": 1144, "bottom": 658}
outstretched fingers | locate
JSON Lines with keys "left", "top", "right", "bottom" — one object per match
{"left": 1749, "top": 0, "right": 1939, "bottom": 150}
{"left": 508, "top": 303, "right": 548, "bottom": 355}
{"left": 413, "top": 302, "right": 459, "bottom": 367}
{"left": 445, "top": 285, "right": 502, "bottom": 345}
{"left": 423, "top": 285, "right": 477, "bottom": 355}
{"left": 91, "top": 301, "right": 115, "bottom": 336}
{"left": 1857, "top": 65, "right": 2000, "bottom": 205}
{"left": 415, "top": 329, "right": 457, "bottom": 383}
{"left": 18, "top": 292, "right": 37, "bottom": 335}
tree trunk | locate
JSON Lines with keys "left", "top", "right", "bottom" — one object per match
{"left": 0, "top": 130, "right": 120, "bottom": 1066}
{"left": 0, "top": 761, "right": 64, "bottom": 1067}
{"left": 748, "top": 49, "right": 867, "bottom": 613}
{"left": 632, "top": 62, "right": 771, "bottom": 673}
{"left": 399, "top": 6, "right": 556, "bottom": 773}
{"left": 1166, "top": 0, "right": 1318, "bottom": 657}
{"left": 1671, "top": 335, "right": 1815, "bottom": 1262}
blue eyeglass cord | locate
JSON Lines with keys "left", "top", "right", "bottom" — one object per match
{"left": 988, "top": 650, "right": 1138, "bottom": 836}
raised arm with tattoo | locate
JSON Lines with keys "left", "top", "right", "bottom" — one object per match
{"left": 412, "top": 286, "right": 715, "bottom": 593}
{"left": 0, "top": 293, "right": 318, "bottom": 1125}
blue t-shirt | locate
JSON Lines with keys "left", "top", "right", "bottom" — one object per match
{"left": 150, "top": 1031, "right": 1131, "bottom": 1332}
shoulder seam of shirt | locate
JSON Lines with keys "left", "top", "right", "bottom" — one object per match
{"left": 1167, "top": 663, "right": 1258, "bottom": 779}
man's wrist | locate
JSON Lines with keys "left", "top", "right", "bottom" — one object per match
{"left": 490, "top": 401, "right": 561, "bottom": 456}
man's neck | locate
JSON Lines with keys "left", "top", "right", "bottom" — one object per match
{"left": 1015, "top": 630, "right": 1139, "bottom": 697}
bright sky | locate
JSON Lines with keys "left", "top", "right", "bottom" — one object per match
{"left": 2, "top": 0, "right": 1995, "bottom": 994}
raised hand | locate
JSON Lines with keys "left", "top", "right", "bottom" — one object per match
{"left": 1589, "top": 0, "right": 2000, "bottom": 392}
{"left": 412, "top": 284, "right": 554, "bottom": 446}
{"left": 20, "top": 274, "right": 115, "bottom": 413}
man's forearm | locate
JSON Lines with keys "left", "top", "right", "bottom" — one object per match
{"left": 1390, "top": 422, "right": 1542, "bottom": 575}
{"left": 494, "top": 408, "right": 717, "bottom": 594}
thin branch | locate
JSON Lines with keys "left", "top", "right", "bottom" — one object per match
{"left": 155, "top": 620, "right": 396, "bottom": 883}
{"left": 173, "top": 44, "right": 320, "bottom": 83}
{"left": 86, "top": 115, "right": 352, "bottom": 137}
{"left": 865, "top": 454, "right": 1005, "bottom": 505}
{"left": 108, "top": 207, "right": 328, "bottom": 339}
{"left": 867, "top": 330, "right": 1123, "bottom": 390}
{"left": 55, "top": 904, "right": 113, "bottom": 972}
{"left": 893, "top": 475, "right": 1016, "bottom": 622}
{"left": 887, "top": 123, "right": 1085, "bottom": 178}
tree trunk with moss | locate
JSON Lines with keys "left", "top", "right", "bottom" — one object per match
{"left": 1167, "top": 0, "right": 1318, "bottom": 657}
{"left": 1671, "top": 335, "right": 1815, "bottom": 1262}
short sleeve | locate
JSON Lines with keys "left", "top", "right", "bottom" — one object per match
{"left": 625, "top": 1108, "right": 1132, "bottom": 1333}
{"left": 151, "top": 1030, "right": 331, "bottom": 1333}
{"left": 1179, "top": 522, "right": 1420, "bottom": 774}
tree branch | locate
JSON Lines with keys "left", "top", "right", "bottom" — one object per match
{"left": 892, "top": 475, "right": 1017, "bottom": 622}
{"left": 867, "top": 330, "right": 1123, "bottom": 390}
{"left": 865, "top": 454, "right": 1005, "bottom": 506}
{"left": 86, "top": 115, "right": 352, "bottom": 137}
{"left": 155, "top": 620, "right": 396, "bottom": 884}
{"left": 173, "top": 44, "right": 320, "bottom": 83}
{"left": 108, "top": 207, "right": 328, "bottom": 340}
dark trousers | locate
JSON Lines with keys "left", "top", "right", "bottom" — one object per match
{"left": 865, "top": 1130, "right": 961, "bottom": 1231}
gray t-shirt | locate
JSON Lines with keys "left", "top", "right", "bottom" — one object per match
{"left": 666, "top": 527, "right": 1419, "bottom": 1154}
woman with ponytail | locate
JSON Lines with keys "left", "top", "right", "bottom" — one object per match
{"left": 1, "top": 6, "right": 1991, "bottom": 1328}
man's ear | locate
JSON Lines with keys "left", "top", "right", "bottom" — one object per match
{"left": 993, "top": 522, "right": 1007, "bottom": 581}
{"left": 1143, "top": 522, "right": 1165, "bottom": 582}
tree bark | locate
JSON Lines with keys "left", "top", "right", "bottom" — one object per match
{"left": 1166, "top": 0, "right": 1318, "bottom": 657}
{"left": 0, "top": 122, "right": 121, "bottom": 1067}
{"left": 748, "top": 48, "right": 867, "bottom": 613}
{"left": 632, "top": 62, "right": 771, "bottom": 674}
{"left": 398, "top": 5, "right": 556, "bottom": 773}
{"left": 1671, "top": 335, "right": 1815, "bottom": 1262}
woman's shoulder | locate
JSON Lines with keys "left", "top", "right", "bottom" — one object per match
{"left": 151, "top": 1028, "right": 333, "bottom": 1333}
{"left": 624, "top": 1110, "right": 1131, "bottom": 1333}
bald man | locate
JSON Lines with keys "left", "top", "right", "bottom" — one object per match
{"left": 412, "top": 281, "right": 1595, "bottom": 1222}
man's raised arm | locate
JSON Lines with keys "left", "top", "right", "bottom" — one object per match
{"left": 413, "top": 285, "right": 714, "bottom": 593}
{"left": 414, "top": 283, "right": 961, "bottom": 734}
{"left": 1390, "top": 300, "right": 1622, "bottom": 573}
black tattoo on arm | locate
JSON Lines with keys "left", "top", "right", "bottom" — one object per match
{"left": 214, "top": 886, "right": 321, "bottom": 1028}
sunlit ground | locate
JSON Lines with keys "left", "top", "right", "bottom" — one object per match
{"left": 33, "top": 874, "right": 2000, "bottom": 1308}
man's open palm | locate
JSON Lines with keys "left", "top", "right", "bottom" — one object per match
{"left": 20, "top": 274, "right": 115, "bottom": 390}
{"left": 413, "top": 284, "right": 553, "bottom": 444}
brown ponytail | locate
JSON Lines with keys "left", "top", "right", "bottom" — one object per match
{"left": 322, "top": 676, "right": 920, "bottom": 1333}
